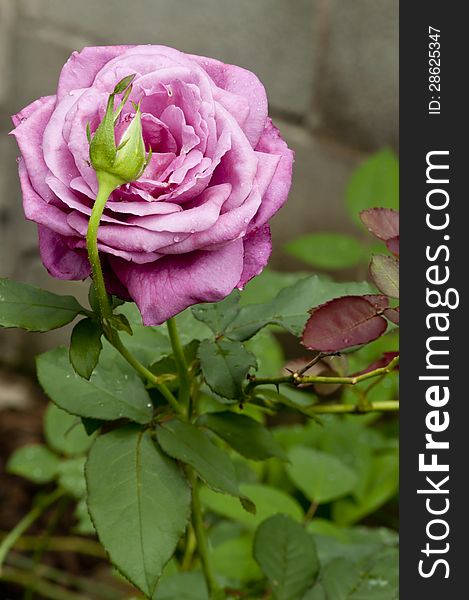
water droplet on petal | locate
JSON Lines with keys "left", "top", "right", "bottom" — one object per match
{"left": 173, "top": 236, "right": 180, "bottom": 242}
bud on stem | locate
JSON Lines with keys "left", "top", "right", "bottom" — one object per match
{"left": 86, "top": 74, "right": 151, "bottom": 322}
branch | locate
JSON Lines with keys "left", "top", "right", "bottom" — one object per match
{"left": 246, "top": 355, "right": 399, "bottom": 392}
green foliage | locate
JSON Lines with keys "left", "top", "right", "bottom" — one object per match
{"left": 44, "top": 403, "right": 94, "bottom": 456}
{"left": 69, "top": 318, "right": 103, "bottom": 379}
{"left": 333, "top": 452, "right": 399, "bottom": 525}
{"left": 198, "top": 339, "right": 257, "bottom": 400}
{"left": 3, "top": 150, "right": 399, "bottom": 598}
{"left": 7, "top": 444, "right": 60, "bottom": 484}
{"left": 370, "top": 254, "right": 400, "bottom": 298}
{"left": 346, "top": 149, "right": 399, "bottom": 225}
{"left": 0, "top": 278, "right": 84, "bottom": 331}
{"left": 197, "top": 411, "right": 287, "bottom": 461}
{"left": 320, "top": 548, "right": 398, "bottom": 599}
{"left": 36, "top": 344, "right": 153, "bottom": 424}
{"left": 85, "top": 426, "right": 191, "bottom": 597}
{"left": 284, "top": 233, "right": 365, "bottom": 270}
{"left": 156, "top": 419, "right": 248, "bottom": 503}
{"left": 229, "top": 277, "right": 373, "bottom": 341}
{"left": 254, "top": 515, "right": 320, "bottom": 600}
{"left": 286, "top": 447, "right": 358, "bottom": 504}
{"left": 57, "top": 457, "right": 87, "bottom": 498}
{"left": 212, "top": 536, "right": 262, "bottom": 583}
{"left": 201, "top": 483, "right": 304, "bottom": 529}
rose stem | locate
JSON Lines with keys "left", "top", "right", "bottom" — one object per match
{"left": 86, "top": 175, "right": 184, "bottom": 417}
{"left": 86, "top": 172, "right": 121, "bottom": 320}
{"left": 166, "top": 317, "right": 191, "bottom": 407}
{"left": 187, "top": 468, "right": 224, "bottom": 599}
{"left": 0, "top": 489, "right": 65, "bottom": 573}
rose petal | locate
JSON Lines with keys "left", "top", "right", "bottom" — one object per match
{"left": 18, "top": 161, "right": 76, "bottom": 236}
{"left": 110, "top": 239, "right": 244, "bottom": 325}
{"left": 66, "top": 211, "right": 187, "bottom": 253}
{"left": 250, "top": 118, "right": 294, "bottom": 229}
{"left": 43, "top": 90, "right": 85, "bottom": 186}
{"left": 57, "top": 45, "right": 133, "bottom": 100}
{"left": 127, "top": 183, "right": 231, "bottom": 232}
{"left": 190, "top": 54, "right": 268, "bottom": 147}
{"left": 10, "top": 96, "right": 56, "bottom": 201}
{"left": 238, "top": 224, "right": 272, "bottom": 288}
{"left": 140, "top": 113, "right": 178, "bottom": 154}
{"left": 69, "top": 238, "right": 161, "bottom": 264}
{"left": 159, "top": 105, "right": 200, "bottom": 153}
{"left": 209, "top": 103, "right": 258, "bottom": 210}
{"left": 160, "top": 183, "right": 262, "bottom": 254}
{"left": 38, "top": 226, "right": 90, "bottom": 280}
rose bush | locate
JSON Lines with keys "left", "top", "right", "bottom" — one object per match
{"left": 11, "top": 45, "right": 293, "bottom": 325}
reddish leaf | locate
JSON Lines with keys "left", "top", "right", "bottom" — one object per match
{"left": 370, "top": 255, "right": 399, "bottom": 299}
{"left": 362, "top": 294, "right": 389, "bottom": 311}
{"left": 353, "top": 351, "right": 399, "bottom": 376}
{"left": 386, "top": 235, "right": 400, "bottom": 256}
{"left": 360, "top": 208, "right": 399, "bottom": 241}
{"left": 384, "top": 306, "right": 399, "bottom": 325}
{"left": 302, "top": 296, "right": 388, "bottom": 352}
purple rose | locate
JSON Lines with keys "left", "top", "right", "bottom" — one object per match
{"left": 11, "top": 45, "right": 293, "bottom": 325}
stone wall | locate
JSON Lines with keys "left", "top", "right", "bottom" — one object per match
{"left": 0, "top": 0, "right": 398, "bottom": 364}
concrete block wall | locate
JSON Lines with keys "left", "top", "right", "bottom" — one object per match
{"left": 0, "top": 0, "right": 398, "bottom": 364}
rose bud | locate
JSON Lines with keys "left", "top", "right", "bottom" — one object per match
{"left": 89, "top": 75, "right": 151, "bottom": 189}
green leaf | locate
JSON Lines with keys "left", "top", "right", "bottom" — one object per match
{"left": 37, "top": 344, "right": 153, "bottom": 424}
{"left": 150, "top": 340, "right": 200, "bottom": 388}
{"left": 197, "top": 412, "right": 287, "bottom": 461}
{"left": 369, "top": 255, "right": 399, "bottom": 299}
{"left": 212, "top": 536, "right": 262, "bottom": 583}
{"left": 225, "top": 276, "right": 374, "bottom": 341}
{"left": 108, "top": 313, "right": 133, "bottom": 335}
{"left": 57, "top": 456, "right": 86, "bottom": 498}
{"left": 321, "top": 548, "right": 398, "bottom": 599}
{"left": 0, "top": 279, "right": 84, "bottom": 332}
{"left": 156, "top": 420, "right": 245, "bottom": 501}
{"left": 192, "top": 291, "right": 241, "bottom": 335}
{"left": 201, "top": 483, "right": 304, "bottom": 529}
{"left": 301, "top": 585, "right": 327, "bottom": 600}
{"left": 284, "top": 233, "right": 365, "bottom": 270}
{"left": 254, "top": 515, "right": 320, "bottom": 600}
{"left": 73, "top": 498, "right": 95, "bottom": 535}
{"left": 120, "top": 325, "right": 171, "bottom": 365}
{"left": 154, "top": 572, "right": 208, "bottom": 600}
{"left": 7, "top": 444, "right": 60, "bottom": 483}
{"left": 286, "top": 447, "right": 357, "bottom": 504}
{"left": 240, "top": 270, "right": 310, "bottom": 306}
{"left": 245, "top": 329, "right": 285, "bottom": 377}
{"left": 346, "top": 149, "right": 399, "bottom": 226}
{"left": 307, "top": 522, "right": 398, "bottom": 566}
{"left": 198, "top": 339, "right": 257, "bottom": 400}
{"left": 172, "top": 307, "right": 213, "bottom": 344}
{"left": 86, "top": 426, "right": 191, "bottom": 597}
{"left": 114, "top": 303, "right": 172, "bottom": 364}
{"left": 44, "top": 403, "right": 95, "bottom": 456}
{"left": 69, "top": 318, "right": 103, "bottom": 380}
{"left": 332, "top": 453, "right": 398, "bottom": 525}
